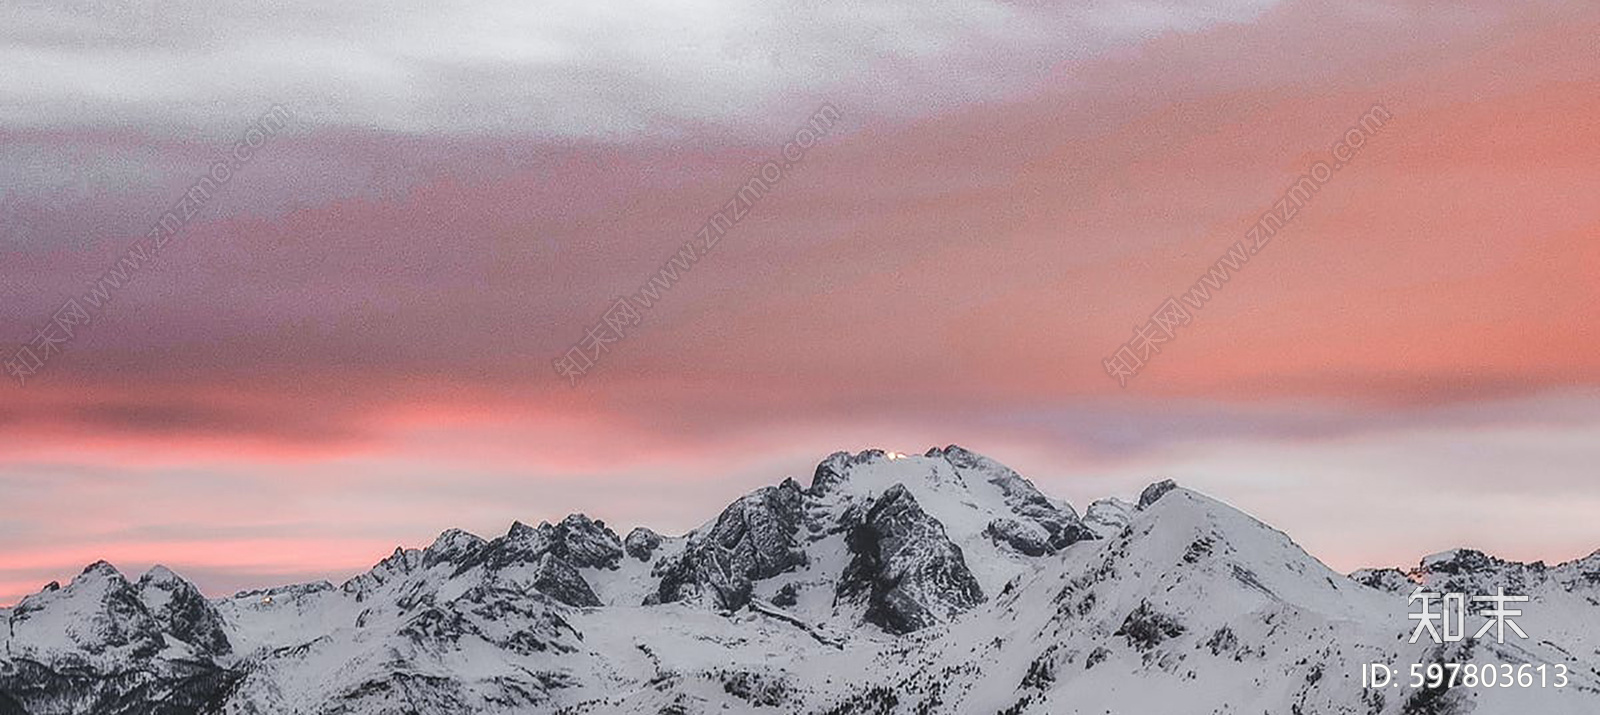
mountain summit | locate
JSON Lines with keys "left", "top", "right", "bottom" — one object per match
{"left": 2, "top": 446, "right": 1596, "bottom": 714}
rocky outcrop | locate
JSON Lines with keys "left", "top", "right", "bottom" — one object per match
{"left": 1138, "top": 479, "right": 1179, "bottom": 509}
{"left": 983, "top": 517, "right": 1057, "bottom": 557}
{"left": 650, "top": 480, "right": 808, "bottom": 610}
{"left": 836, "top": 485, "right": 985, "bottom": 634}
{"left": 387, "top": 516, "right": 619, "bottom": 606}
{"left": 424, "top": 528, "right": 488, "bottom": 569}
{"left": 531, "top": 553, "right": 602, "bottom": 607}
{"left": 471, "top": 515, "right": 622, "bottom": 574}
{"left": 1350, "top": 567, "right": 1412, "bottom": 592}
{"left": 808, "top": 450, "right": 883, "bottom": 497}
{"left": 1407, "top": 548, "right": 1547, "bottom": 601}
{"left": 625, "top": 527, "right": 663, "bottom": 561}
{"left": 1083, "top": 498, "right": 1133, "bottom": 537}
{"left": 136, "top": 566, "right": 232, "bottom": 656}
{"left": 538, "top": 515, "right": 624, "bottom": 570}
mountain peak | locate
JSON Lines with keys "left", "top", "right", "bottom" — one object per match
{"left": 1137, "top": 478, "right": 1179, "bottom": 509}
{"left": 138, "top": 564, "right": 182, "bottom": 585}
{"left": 8, "top": 559, "right": 164, "bottom": 669}
{"left": 1418, "top": 548, "right": 1504, "bottom": 572}
{"left": 922, "top": 443, "right": 979, "bottom": 463}
{"left": 428, "top": 528, "right": 486, "bottom": 554}
{"left": 135, "top": 565, "right": 232, "bottom": 656}
{"left": 79, "top": 560, "right": 125, "bottom": 582}
{"left": 508, "top": 520, "right": 537, "bottom": 539}
{"left": 809, "top": 449, "right": 886, "bottom": 495}
{"left": 5, "top": 446, "right": 1598, "bottom": 714}
{"left": 537, "top": 513, "right": 624, "bottom": 570}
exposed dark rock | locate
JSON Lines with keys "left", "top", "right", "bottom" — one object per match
{"left": 809, "top": 450, "right": 888, "bottom": 497}
{"left": 0, "top": 562, "right": 241, "bottom": 715}
{"left": 1350, "top": 567, "right": 1412, "bottom": 592}
{"left": 538, "top": 515, "right": 624, "bottom": 571}
{"left": 1409, "top": 549, "right": 1547, "bottom": 605}
{"left": 650, "top": 480, "right": 808, "bottom": 611}
{"left": 625, "top": 527, "right": 663, "bottom": 562}
{"left": 1137, "top": 479, "right": 1179, "bottom": 509}
{"left": 836, "top": 485, "right": 985, "bottom": 634}
{"left": 1114, "top": 601, "right": 1184, "bottom": 650}
{"left": 467, "top": 521, "right": 550, "bottom": 574}
{"left": 423, "top": 529, "right": 488, "bottom": 568}
{"left": 531, "top": 553, "right": 602, "bottom": 607}
{"left": 0, "top": 690, "right": 24, "bottom": 715}
{"left": 984, "top": 518, "right": 1054, "bottom": 557}
{"left": 1418, "top": 549, "right": 1504, "bottom": 576}
{"left": 771, "top": 583, "right": 799, "bottom": 608}
{"left": 136, "top": 566, "right": 232, "bottom": 656}
{"left": 0, "top": 658, "right": 241, "bottom": 715}
{"left": 8, "top": 562, "right": 164, "bottom": 664}
{"left": 719, "top": 669, "right": 792, "bottom": 707}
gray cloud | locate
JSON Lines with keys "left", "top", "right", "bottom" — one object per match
{"left": 1, "top": 0, "right": 1282, "bottom": 138}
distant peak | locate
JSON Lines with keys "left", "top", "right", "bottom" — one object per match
{"left": 809, "top": 449, "right": 882, "bottom": 494}
{"left": 810, "top": 446, "right": 986, "bottom": 496}
{"left": 139, "top": 564, "right": 183, "bottom": 584}
{"left": 1351, "top": 567, "right": 1415, "bottom": 592}
{"left": 431, "top": 528, "right": 486, "bottom": 550}
{"left": 1416, "top": 548, "right": 1516, "bottom": 574}
{"left": 425, "top": 529, "right": 487, "bottom": 566}
{"left": 80, "top": 560, "right": 125, "bottom": 580}
{"left": 923, "top": 444, "right": 976, "bottom": 463}
{"left": 557, "top": 513, "right": 601, "bottom": 530}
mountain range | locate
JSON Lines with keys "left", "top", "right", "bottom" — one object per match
{"left": 2, "top": 445, "right": 1597, "bottom": 714}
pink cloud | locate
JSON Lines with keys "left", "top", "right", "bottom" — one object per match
{"left": 3, "top": 0, "right": 1600, "bottom": 602}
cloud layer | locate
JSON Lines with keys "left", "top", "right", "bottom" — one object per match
{"left": 2, "top": 0, "right": 1599, "bottom": 603}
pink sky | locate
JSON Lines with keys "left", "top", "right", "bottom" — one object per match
{"left": 2, "top": 0, "right": 1599, "bottom": 604}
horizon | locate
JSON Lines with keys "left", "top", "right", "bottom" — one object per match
{"left": 5, "top": 0, "right": 1600, "bottom": 611}
{"left": 5, "top": 441, "right": 1597, "bottom": 606}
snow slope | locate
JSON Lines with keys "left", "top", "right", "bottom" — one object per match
{"left": 2, "top": 446, "right": 1597, "bottom": 714}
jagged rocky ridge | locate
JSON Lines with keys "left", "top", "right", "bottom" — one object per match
{"left": 2, "top": 445, "right": 1598, "bottom": 714}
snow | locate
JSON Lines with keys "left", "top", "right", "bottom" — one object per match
{"left": 1083, "top": 497, "right": 1133, "bottom": 537}
{"left": 802, "top": 449, "right": 1074, "bottom": 594}
{"left": 3, "top": 446, "right": 1599, "bottom": 714}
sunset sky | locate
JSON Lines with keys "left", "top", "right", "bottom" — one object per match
{"left": 2, "top": 0, "right": 1599, "bottom": 605}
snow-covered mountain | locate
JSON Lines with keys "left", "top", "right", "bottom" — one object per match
{"left": 3, "top": 445, "right": 1597, "bottom": 714}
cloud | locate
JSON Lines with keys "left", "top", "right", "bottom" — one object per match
{"left": 1, "top": 0, "right": 1284, "bottom": 137}
{"left": 3, "top": 0, "right": 1600, "bottom": 602}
